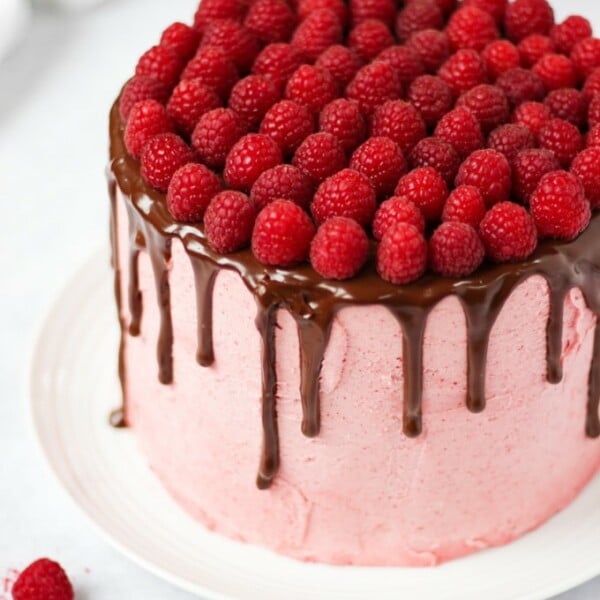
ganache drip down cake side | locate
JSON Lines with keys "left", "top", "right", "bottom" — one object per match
{"left": 109, "top": 0, "right": 600, "bottom": 566}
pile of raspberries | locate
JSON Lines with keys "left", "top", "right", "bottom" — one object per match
{"left": 121, "top": 0, "right": 600, "bottom": 284}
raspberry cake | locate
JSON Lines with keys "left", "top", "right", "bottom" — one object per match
{"left": 109, "top": 0, "right": 600, "bottom": 566}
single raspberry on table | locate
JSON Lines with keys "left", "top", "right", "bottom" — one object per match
{"left": 140, "top": 133, "right": 194, "bottom": 191}
{"left": 571, "top": 38, "right": 600, "bottom": 79}
{"left": 371, "top": 100, "right": 426, "bottom": 155}
{"left": 445, "top": 6, "right": 499, "bottom": 52}
{"left": 456, "top": 84, "right": 510, "bottom": 134}
{"left": 407, "top": 29, "right": 450, "bottom": 73}
{"left": 229, "top": 75, "right": 281, "bottom": 130}
{"left": 479, "top": 201, "right": 538, "bottom": 262}
{"left": 376, "top": 223, "right": 428, "bottom": 284}
{"left": 487, "top": 123, "right": 536, "bottom": 164}
{"left": 251, "top": 43, "right": 305, "bottom": 91}
{"left": 543, "top": 88, "right": 587, "bottom": 127}
{"left": 512, "top": 101, "right": 551, "bottom": 138}
{"left": 350, "top": 136, "right": 407, "bottom": 198}
{"left": 434, "top": 107, "right": 485, "bottom": 159}
{"left": 244, "top": 0, "right": 296, "bottom": 43}
{"left": 438, "top": 49, "right": 488, "bottom": 96}
{"left": 373, "top": 196, "right": 425, "bottom": 240}
{"left": 571, "top": 147, "right": 600, "bottom": 208}
{"left": 504, "top": 0, "right": 554, "bottom": 43}
{"left": 259, "top": 100, "right": 314, "bottom": 156}
{"left": 442, "top": 185, "right": 487, "bottom": 227}
{"left": 167, "top": 78, "right": 222, "bottom": 135}
{"left": 124, "top": 99, "right": 174, "bottom": 159}
{"left": 315, "top": 45, "right": 364, "bottom": 88}
{"left": 167, "top": 163, "right": 223, "bottom": 222}
{"left": 193, "top": 0, "right": 246, "bottom": 34}
{"left": 530, "top": 170, "right": 591, "bottom": 240}
{"left": 551, "top": 16, "right": 592, "bottom": 55}
{"left": 224, "top": 133, "right": 283, "bottom": 190}
{"left": 407, "top": 75, "right": 454, "bottom": 128}
{"left": 291, "top": 9, "right": 343, "bottom": 61}
{"left": 192, "top": 108, "right": 245, "bottom": 169}
{"left": 583, "top": 68, "right": 600, "bottom": 102}
{"left": 311, "top": 168, "right": 376, "bottom": 225}
{"left": 345, "top": 61, "right": 402, "bottom": 116}
{"left": 319, "top": 98, "right": 366, "bottom": 152}
{"left": 201, "top": 19, "right": 260, "bottom": 72}
{"left": 298, "top": 0, "right": 348, "bottom": 24}
{"left": 463, "top": 0, "right": 507, "bottom": 25}
{"left": 292, "top": 132, "right": 347, "bottom": 183}
{"left": 538, "top": 118, "right": 583, "bottom": 168}
{"left": 532, "top": 53, "right": 578, "bottom": 90}
{"left": 135, "top": 45, "right": 183, "bottom": 88}
{"left": 12, "top": 558, "right": 73, "bottom": 600}
{"left": 587, "top": 125, "right": 600, "bottom": 148}
{"left": 409, "top": 137, "right": 461, "bottom": 185}
{"left": 310, "top": 217, "right": 370, "bottom": 279}
{"left": 395, "top": 0, "right": 444, "bottom": 43}
{"left": 512, "top": 148, "right": 559, "bottom": 203}
{"left": 119, "top": 76, "right": 169, "bottom": 122}
{"left": 589, "top": 95, "right": 600, "bottom": 129}
{"left": 349, "top": 0, "right": 396, "bottom": 27}
{"left": 348, "top": 19, "right": 394, "bottom": 62}
{"left": 204, "top": 190, "right": 257, "bottom": 254}
{"left": 455, "top": 149, "right": 512, "bottom": 206}
{"left": 375, "top": 46, "right": 425, "bottom": 87}
{"left": 252, "top": 199, "right": 316, "bottom": 266}
{"left": 182, "top": 47, "right": 239, "bottom": 100}
{"left": 250, "top": 164, "right": 314, "bottom": 211}
{"left": 496, "top": 67, "right": 545, "bottom": 107}
{"left": 285, "top": 64, "right": 339, "bottom": 115}
{"left": 395, "top": 167, "right": 449, "bottom": 221}
{"left": 481, "top": 40, "right": 521, "bottom": 80}
{"left": 517, "top": 34, "right": 555, "bottom": 68}
{"left": 160, "top": 22, "right": 200, "bottom": 61}
{"left": 429, "top": 222, "right": 485, "bottom": 277}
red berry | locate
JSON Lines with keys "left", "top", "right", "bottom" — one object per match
{"left": 310, "top": 217, "right": 369, "bottom": 279}
{"left": 251, "top": 43, "right": 305, "bottom": 91}
{"left": 409, "top": 137, "right": 461, "bottom": 184}
{"left": 429, "top": 222, "right": 484, "bottom": 277}
{"left": 192, "top": 108, "right": 245, "bottom": 169}
{"left": 481, "top": 40, "right": 521, "bottom": 80}
{"left": 350, "top": 136, "right": 407, "bottom": 198}
{"left": 12, "top": 559, "right": 73, "bottom": 600}
{"left": 298, "top": 0, "right": 348, "bottom": 24}
{"left": 544, "top": 88, "right": 587, "bottom": 127}
{"left": 407, "top": 29, "right": 450, "bottom": 73}
{"left": 167, "top": 163, "right": 222, "bottom": 222}
{"left": 224, "top": 133, "right": 283, "bottom": 190}
{"left": 518, "top": 34, "right": 555, "bottom": 67}
{"left": 250, "top": 164, "right": 314, "bottom": 210}
{"left": 512, "top": 101, "right": 551, "bottom": 138}
{"left": 551, "top": 16, "right": 592, "bottom": 55}
{"left": 442, "top": 185, "right": 486, "bottom": 227}
{"left": 395, "top": 0, "right": 444, "bottom": 42}
{"left": 229, "top": 75, "right": 280, "bottom": 129}
{"left": 292, "top": 132, "right": 347, "bottom": 183}
{"left": 377, "top": 223, "right": 428, "bottom": 284}
{"left": 532, "top": 53, "right": 578, "bottom": 90}
{"left": 487, "top": 123, "right": 536, "bottom": 164}
{"left": 124, "top": 99, "right": 173, "bottom": 159}
{"left": 504, "top": 0, "right": 554, "bottom": 43}
{"left": 345, "top": 61, "right": 402, "bottom": 115}
{"left": 530, "top": 170, "right": 591, "bottom": 240}
{"left": 348, "top": 19, "right": 394, "bottom": 62}
{"left": 311, "top": 168, "right": 376, "bottom": 225}
{"left": 167, "top": 78, "right": 222, "bottom": 135}
{"left": 160, "top": 22, "right": 200, "bottom": 61}
{"left": 587, "top": 124, "right": 600, "bottom": 148}
{"left": 193, "top": 0, "right": 246, "bottom": 34}
{"left": 205, "top": 190, "right": 256, "bottom": 253}
{"left": 395, "top": 166, "right": 448, "bottom": 221}
{"left": 434, "top": 107, "right": 485, "bottom": 159}
{"left": 376, "top": 46, "right": 425, "bottom": 87}
{"left": 252, "top": 199, "right": 316, "bottom": 265}
{"left": 349, "top": 0, "right": 396, "bottom": 27}
{"left": 292, "top": 9, "right": 343, "bottom": 61}
{"left": 538, "top": 118, "right": 583, "bottom": 168}
{"left": 285, "top": 64, "right": 339, "bottom": 114}
{"left": 446, "top": 6, "right": 499, "bottom": 52}
{"left": 244, "top": 0, "right": 296, "bottom": 43}
{"left": 583, "top": 68, "right": 600, "bottom": 102}
{"left": 571, "top": 147, "right": 600, "bottom": 209}
{"left": 512, "top": 148, "right": 560, "bottom": 202}
{"left": 135, "top": 45, "right": 183, "bottom": 87}
{"left": 182, "top": 47, "right": 239, "bottom": 100}
{"left": 119, "top": 76, "right": 169, "bottom": 123}
{"left": 456, "top": 149, "right": 511, "bottom": 206}
{"left": 463, "top": 0, "right": 507, "bottom": 25}
{"left": 371, "top": 100, "right": 426, "bottom": 155}
{"left": 315, "top": 45, "right": 364, "bottom": 88}
{"left": 201, "top": 19, "right": 260, "bottom": 72}
{"left": 438, "top": 49, "right": 488, "bottom": 96}
{"left": 407, "top": 75, "right": 454, "bottom": 128}
{"left": 373, "top": 196, "right": 425, "bottom": 240}
{"left": 479, "top": 201, "right": 538, "bottom": 261}
{"left": 319, "top": 98, "right": 367, "bottom": 152}
{"left": 571, "top": 38, "right": 600, "bottom": 79}
{"left": 260, "top": 100, "right": 314, "bottom": 155}
{"left": 456, "top": 84, "right": 510, "bottom": 134}
{"left": 496, "top": 67, "right": 545, "bottom": 107}
{"left": 589, "top": 95, "right": 600, "bottom": 129}
{"left": 140, "top": 133, "right": 194, "bottom": 191}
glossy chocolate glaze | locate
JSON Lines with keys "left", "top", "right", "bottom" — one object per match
{"left": 108, "top": 101, "right": 600, "bottom": 489}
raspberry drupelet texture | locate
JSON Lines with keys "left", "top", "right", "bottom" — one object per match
{"left": 571, "top": 38, "right": 600, "bottom": 79}
{"left": 395, "top": 166, "right": 449, "bottom": 221}
{"left": 135, "top": 45, "right": 183, "bottom": 88}
{"left": 12, "top": 559, "right": 74, "bottom": 600}
{"left": 319, "top": 98, "right": 367, "bottom": 152}
{"left": 463, "top": 0, "right": 507, "bottom": 25}
{"left": 538, "top": 118, "right": 583, "bottom": 168}
{"left": 544, "top": 88, "right": 587, "bottom": 128}
{"left": 517, "top": 34, "right": 555, "bottom": 68}
{"left": 124, "top": 99, "right": 174, "bottom": 159}
{"left": 140, "top": 133, "right": 194, "bottom": 192}
{"left": 160, "top": 22, "right": 200, "bottom": 61}
{"left": 201, "top": 19, "right": 260, "bottom": 72}
{"left": 407, "top": 75, "right": 454, "bottom": 128}
{"left": 119, "top": 76, "right": 169, "bottom": 122}
{"left": 260, "top": 100, "right": 315, "bottom": 156}
{"left": 244, "top": 0, "right": 296, "bottom": 43}
{"left": 438, "top": 49, "right": 488, "bottom": 96}
{"left": 395, "top": 0, "right": 444, "bottom": 42}
{"left": 292, "top": 132, "right": 347, "bottom": 183}
{"left": 512, "top": 148, "right": 560, "bottom": 203}
{"left": 348, "top": 19, "right": 395, "bottom": 62}
{"left": 229, "top": 75, "right": 281, "bottom": 130}
{"left": 456, "top": 84, "right": 510, "bottom": 134}
{"left": 481, "top": 40, "right": 521, "bottom": 81}
{"left": 434, "top": 107, "right": 485, "bottom": 159}
{"left": 496, "top": 67, "right": 545, "bottom": 107}
{"left": 487, "top": 123, "right": 536, "bottom": 164}
{"left": 371, "top": 100, "right": 426, "bottom": 155}
{"left": 455, "top": 149, "right": 512, "bottom": 206}
{"left": 167, "top": 78, "right": 222, "bottom": 135}
{"left": 442, "top": 185, "right": 487, "bottom": 227}
{"left": 588, "top": 95, "right": 600, "bottom": 129}
{"left": 193, "top": 0, "right": 246, "bottom": 34}
{"left": 504, "top": 0, "right": 555, "bottom": 43}
{"left": 373, "top": 196, "right": 426, "bottom": 240}
{"left": 407, "top": 28, "right": 450, "bottom": 72}
{"left": 182, "top": 47, "right": 239, "bottom": 100}
{"left": 167, "top": 163, "right": 223, "bottom": 222}
{"left": 532, "top": 53, "right": 578, "bottom": 91}
{"left": 345, "top": 61, "right": 402, "bottom": 115}
{"left": 349, "top": 0, "right": 396, "bottom": 27}
{"left": 571, "top": 147, "right": 600, "bottom": 209}
{"left": 551, "top": 15, "right": 592, "bottom": 55}
{"left": 250, "top": 164, "right": 314, "bottom": 211}
{"left": 291, "top": 9, "right": 343, "bottom": 61}
{"left": 315, "top": 45, "right": 364, "bottom": 88}
{"left": 285, "top": 65, "right": 339, "bottom": 115}
{"left": 445, "top": 6, "right": 499, "bottom": 52}
{"left": 298, "top": 0, "right": 348, "bottom": 24}
{"left": 409, "top": 137, "right": 461, "bottom": 185}
{"left": 375, "top": 46, "right": 425, "bottom": 87}
{"left": 429, "top": 221, "right": 485, "bottom": 277}
{"left": 377, "top": 223, "right": 428, "bottom": 284}
{"left": 583, "top": 68, "right": 600, "bottom": 101}
{"left": 251, "top": 43, "right": 305, "bottom": 91}
{"left": 512, "top": 101, "right": 551, "bottom": 139}
{"left": 587, "top": 124, "right": 600, "bottom": 149}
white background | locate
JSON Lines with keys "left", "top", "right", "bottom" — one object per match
{"left": 0, "top": 0, "right": 598, "bottom": 598}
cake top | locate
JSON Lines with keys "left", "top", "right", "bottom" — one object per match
{"left": 118, "top": 0, "right": 600, "bottom": 286}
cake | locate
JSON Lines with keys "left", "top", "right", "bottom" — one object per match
{"left": 108, "top": 0, "right": 600, "bottom": 566}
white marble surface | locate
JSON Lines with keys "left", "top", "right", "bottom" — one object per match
{"left": 0, "top": 0, "right": 598, "bottom": 597}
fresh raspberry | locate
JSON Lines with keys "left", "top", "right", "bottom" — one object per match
{"left": 479, "top": 201, "right": 538, "bottom": 261}
{"left": 445, "top": 6, "right": 499, "bottom": 52}
{"left": 192, "top": 108, "right": 245, "bottom": 169}
{"left": 140, "top": 133, "right": 194, "bottom": 191}
{"left": 244, "top": 0, "right": 296, "bottom": 43}
{"left": 456, "top": 84, "right": 510, "bottom": 134}
{"left": 512, "top": 148, "right": 559, "bottom": 202}
{"left": 285, "top": 64, "right": 338, "bottom": 114}
{"left": 504, "top": 0, "right": 554, "bottom": 43}
{"left": 376, "top": 46, "right": 425, "bottom": 87}
{"left": 571, "top": 38, "right": 600, "bottom": 79}
{"left": 348, "top": 19, "right": 394, "bottom": 62}
{"left": 481, "top": 40, "right": 521, "bottom": 80}
{"left": 311, "top": 168, "right": 376, "bottom": 225}
{"left": 291, "top": 9, "right": 343, "bottom": 61}
{"left": 310, "top": 217, "right": 369, "bottom": 279}
{"left": 251, "top": 43, "right": 305, "bottom": 91}
{"left": 181, "top": 47, "right": 239, "bottom": 100}
{"left": 228, "top": 75, "right": 280, "bottom": 129}
{"left": 517, "top": 34, "right": 555, "bottom": 67}
{"left": 12, "top": 559, "right": 73, "bottom": 600}
{"left": 538, "top": 118, "right": 582, "bottom": 167}
{"left": 193, "top": 0, "right": 246, "bottom": 34}
{"left": 587, "top": 125, "right": 600, "bottom": 149}
{"left": 429, "top": 222, "right": 485, "bottom": 277}
{"left": 434, "top": 107, "right": 485, "bottom": 159}
{"left": 428, "top": 0, "right": 458, "bottom": 16}
{"left": 349, "top": 0, "right": 396, "bottom": 27}
{"left": 497, "top": 68, "right": 545, "bottom": 108}
{"left": 135, "top": 45, "right": 183, "bottom": 88}
{"left": 395, "top": 0, "right": 444, "bottom": 43}
{"left": 409, "top": 137, "right": 461, "bottom": 184}
{"left": 350, "top": 136, "right": 407, "bottom": 198}
{"left": 224, "top": 133, "right": 283, "bottom": 190}
{"left": 167, "top": 78, "right": 222, "bottom": 135}
{"left": 551, "top": 16, "right": 592, "bottom": 55}
{"left": 318, "top": 98, "right": 366, "bottom": 152}
{"left": 407, "top": 75, "right": 453, "bottom": 128}
{"left": 583, "top": 68, "right": 600, "bottom": 102}
{"left": 252, "top": 199, "right": 316, "bottom": 265}
{"left": 298, "top": 0, "right": 348, "bottom": 25}
{"left": 373, "top": 196, "right": 425, "bottom": 240}
{"left": 455, "top": 149, "right": 511, "bottom": 206}
{"left": 530, "top": 170, "right": 591, "bottom": 240}
{"left": 371, "top": 100, "right": 426, "bottom": 156}
{"left": 395, "top": 167, "right": 449, "bottom": 221}
{"left": 345, "top": 61, "right": 402, "bottom": 115}
{"left": 160, "top": 22, "right": 200, "bottom": 61}
{"left": 532, "top": 53, "right": 578, "bottom": 90}
{"left": 438, "top": 49, "right": 488, "bottom": 96}
{"left": 407, "top": 29, "right": 450, "bottom": 73}
{"left": 124, "top": 99, "right": 174, "bottom": 159}
{"left": 571, "top": 147, "right": 600, "bottom": 208}
{"left": 487, "top": 123, "right": 536, "bottom": 164}
{"left": 259, "top": 100, "right": 314, "bottom": 155}
{"left": 292, "top": 132, "right": 347, "bottom": 183}
{"left": 442, "top": 185, "right": 487, "bottom": 226}
{"left": 201, "top": 19, "right": 260, "bottom": 72}
{"left": 315, "top": 45, "right": 364, "bottom": 88}
{"left": 167, "top": 163, "right": 222, "bottom": 222}
{"left": 377, "top": 223, "right": 428, "bottom": 284}
{"left": 512, "top": 101, "right": 551, "bottom": 138}
{"left": 589, "top": 95, "right": 600, "bottom": 129}
{"left": 119, "top": 76, "right": 169, "bottom": 122}
{"left": 205, "top": 190, "right": 256, "bottom": 253}
{"left": 544, "top": 88, "right": 587, "bottom": 127}
{"left": 250, "top": 164, "right": 314, "bottom": 210}
{"left": 463, "top": 0, "right": 507, "bottom": 24}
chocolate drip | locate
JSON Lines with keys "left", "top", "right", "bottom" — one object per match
{"left": 190, "top": 257, "right": 219, "bottom": 367}
{"left": 128, "top": 249, "right": 142, "bottom": 336}
{"left": 587, "top": 324, "right": 600, "bottom": 438}
{"left": 546, "top": 280, "right": 568, "bottom": 384}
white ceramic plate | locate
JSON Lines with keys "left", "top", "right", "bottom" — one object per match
{"left": 30, "top": 250, "right": 600, "bottom": 600}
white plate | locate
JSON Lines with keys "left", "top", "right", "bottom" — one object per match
{"left": 30, "top": 250, "right": 600, "bottom": 600}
